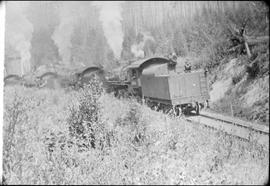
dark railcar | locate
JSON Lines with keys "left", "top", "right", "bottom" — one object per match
{"left": 141, "top": 62, "right": 210, "bottom": 114}
{"left": 123, "top": 56, "right": 210, "bottom": 115}
{"left": 38, "top": 72, "right": 61, "bottom": 89}
{"left": 78, "top": 66, "right": 107, "bottom": 88}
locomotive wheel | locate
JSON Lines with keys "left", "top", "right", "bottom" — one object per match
{"left": 199, "top": 103, "right": 204, "bottom": 110}
{"left": 174, "top": 106, "right": 179, "bottom": 116}
{"left": 136, "top": 95, "right": 142, "bottom": 103}
{"left": 167, "top": 108, "right": 175, "bottom": 117}
{"left": 195, "top": 102, "right": 200, "bottom": 115}
{"left": 145, "top": 99, "right": 151, "bottom": 107}
{"left": 206, "top": 100, "right": 210, "bottom": 108}
{"left": 154, "top": 105, "right": 158, "bottom": 111}
{"left": 177, "top": 106, "right": 182, "bottom": 117}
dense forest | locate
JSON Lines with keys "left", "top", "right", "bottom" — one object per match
{"left": 4, "top": 1, "right": 269, "bottom": 122}
{"left": 5, "top": 1, "right": 269, "bottom": 72}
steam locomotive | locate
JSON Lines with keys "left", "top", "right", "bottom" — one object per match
{"left": 4, "top": 56, "right": 210, "bottom": 115}
{"left": 105, "top": 56, "right": 210, "bottom": 115}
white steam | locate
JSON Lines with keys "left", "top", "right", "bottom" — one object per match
{"left": 131, "top": 45, "right": 145, "bottom": 59}
{"left": 93, "top": 1, "right": 123, "bottom": 59}
{"left": 52, "top": 2, "right": 78, "bottom": 67}
{"left": 131, "top": 32, "right": 155, "bottom": 58}
{"left": 5, "top": 2, "right": 33, "bottom": 75}
{"left": 52, "top": 2, "right": 89, "bottom": 67}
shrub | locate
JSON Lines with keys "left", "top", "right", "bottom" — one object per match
{"left": 67, "top": 76, "right": 105, "bottom": 150}
{"left": 3, "top": 81, "right": 269, "bottom": 184}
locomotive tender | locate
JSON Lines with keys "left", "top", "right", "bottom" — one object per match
{"left": 118, "top": 56, "right": 210, "bottom": 115}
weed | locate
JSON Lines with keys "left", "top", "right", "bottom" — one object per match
{"left": 3, "top": 80, "right": 269, "bottom": 184}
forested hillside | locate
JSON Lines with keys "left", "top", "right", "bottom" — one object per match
{"left": 121, "top": 1, "right": 269, "bottom": 123}
{"left": 5, "top": 2, "right": 268, "bottom": 69}
{"left": 5, "top": 1, "right": 269, "bottom": 122}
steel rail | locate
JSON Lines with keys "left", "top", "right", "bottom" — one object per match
{"left": 184, "top": 111, "right": 269, "bottom": 145}
{"left": 199, "top": 111, "right": 269, "bottom": 135}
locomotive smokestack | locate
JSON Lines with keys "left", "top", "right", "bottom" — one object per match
{"left": 131, "top": 32, "right": 154, "bottom": 59}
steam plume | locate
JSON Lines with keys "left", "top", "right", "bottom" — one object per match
{"left": 93, "top": 1, "right": 124, "bottom": 59}
{"left": 52, "top": 2, "right": 92, "bottom": 67}
{"left": 5, "top": 2, "right": 33, "bottom": 75}
{"left": 52, "top": 2, "right": 78, "bottom": 67}
{"left": 131, "top": 32, "right": 155, "bottom": 58}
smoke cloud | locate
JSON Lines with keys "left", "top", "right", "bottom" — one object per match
{"left": 92, "top": 1, "right": 124, "bottom": 59}
{"left": 52, "top": 2, "right": 93, "bottom": 67}
{"left": 52, "top": 2, "right": 78, "bottom": 67}
{"left": 131, "top": 32, "right": 155, "bottom": 58}
{"left": 5, "top": 2, "right": 33, "bottom": 75}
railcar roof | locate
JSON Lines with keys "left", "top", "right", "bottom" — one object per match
{"left": 141, "top": 63, "right": 166, "bottom": 75}
{"left": 126, "top": 56, "right": 169, "bottom": 69}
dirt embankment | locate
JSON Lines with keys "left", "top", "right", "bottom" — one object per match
{"left": 209, "top": 58, "right": 269, "bottom": 125}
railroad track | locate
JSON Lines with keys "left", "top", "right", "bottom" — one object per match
{"left": 185, "top": 110, "right": 269, "bottom": 145}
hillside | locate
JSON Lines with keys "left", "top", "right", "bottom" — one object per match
{"left": 3, "top": 80, "right": 268, "bottom": 184}
{"left": 209, "top": 56, "right": 269, "bottom": 125}
{"left": 5, "top": 3, "right": 269, "bottom": 120}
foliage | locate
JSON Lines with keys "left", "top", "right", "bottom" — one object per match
{"left": 3, "top": 81, "right": 269, "bottom": 184}
{"left": 210, "top": 72, "right": 269, "bottom": 124}
{"left": 121, "top": 1, "right": 268, "bottom": 76}
{"left": 26, "top": 2, "right": 60, "bottom": 68}
{"left": 3, "top": 2, "right": 269, "bottom": 184}
{"left": 67, "top": 77, "right": 105, "bottom": 150}
{"left": 5, "top": 2, "right": 268, "bottom": 74}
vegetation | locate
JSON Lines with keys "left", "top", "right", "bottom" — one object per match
{"left": 3, "top": 79, "right": 269, "bottom": 184}
{"left": 3, "top": 1, "right": 269, "bottom": 184}
{"left": 6, "top": 2, "right": 268, "bottom": 69}
{"left": 5, "top": 2, "right": 269, "bottom": 122}
{"left": 121, "top": 2, "right": 268, "bottom": 65}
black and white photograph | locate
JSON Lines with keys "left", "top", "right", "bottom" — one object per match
{"left": 0, "top": 1, "right": 269, "bottom": 185}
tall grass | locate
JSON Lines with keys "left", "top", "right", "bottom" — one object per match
{"left": 3, "top": 80, "right": 269, "bottom": 184}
